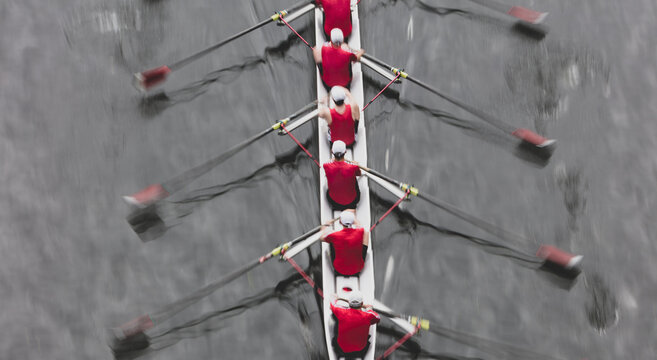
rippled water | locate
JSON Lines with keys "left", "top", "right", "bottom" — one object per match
{"left": 2, "top": 0, "right": 657, "bottom": 358}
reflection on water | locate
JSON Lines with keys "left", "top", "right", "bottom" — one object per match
{"left": 584, "top": 273, "right": 619, "bottom": 333}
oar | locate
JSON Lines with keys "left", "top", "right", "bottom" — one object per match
{"left": 357, "top": 165, "right": 583, "bottom": 278}
{"left": 133, "top": 1, "right": 314, "bottom": 91}
{"left": 123, "top": 101, "right": 318, "bottom": 208}
{"left": 361, "top": 54, "right": 557, "bottom": 156}
{"left": 372, "top": 300, "right": 565, "bottom": 360}
{"left": 416, "top": 0, "right": 548, "bottom": 39}
{"left": 111, "top": 219, "right": 336, "bottom": 342}
{"left": 466, "top": 0, "right": 547, "bottom": 24}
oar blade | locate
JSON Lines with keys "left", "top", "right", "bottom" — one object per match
{"left": 123, "top": 183, "right": 169, "bottom": 208}
{"left": 112, "top": 314, "right": 155, "bottom": 341}
{"left": 133, "top": 65, "right": 172, "bottom": 92}
{"left": 507, "top": 6, "right": 548, "bottom": 24}
{"left": 125, "top": 204, "right": 170, "bottom": 242}
{"left": 536, "top": 245, "right": 583, "bottom": 279}
{"left": 512, "top": 21, "right": 549, "bottom": 40}
{"left": 511, "top": 128, "right": 556, "bottom": 148}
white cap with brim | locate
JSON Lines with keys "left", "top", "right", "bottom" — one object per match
{"left": 347, "top": 290, "right": 363, "bottom": 308}
{"left": 340, "top": 211, "right": 355, "bottom": 226}
{"left": 330, "top": 87, "right": 346, "bottom": 104}
{"left": 330, "top": 28, "right": 344, "bottom": 45}
{"left": 332, "top": 140, "right": 346, "bottom": 156}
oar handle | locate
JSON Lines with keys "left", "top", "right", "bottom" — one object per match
{"left": 373, "top": 307, "right": 431, "bottom": 330}
{"left": 354, "top": 164, "right": 406, "bottom": 190}
{"left": 286, "top": 217, "right": 337, "bottom": 247}
{"left": 362, "top": 53, "right": 393, "bottom": 70}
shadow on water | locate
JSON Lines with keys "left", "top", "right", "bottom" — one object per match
{"left": 126, "top": 139, "right": 312, "bottom": 242}
{"left": 111, "top": 268, "right": 321, "bottom": 360}
{"left": 363, "top": 74, "right": 553, "bottom": 168}
{"left": 377, "top": 312, "right": 563, "bottom": 359}
{"left": 583, "top": 272, "right": 618, "bottom": 333}
{"left": 555, "top": 164, "right": 588, "bottom": 231}
{"left": 369, "top": 192, "right": 543, "bottom": 269}
{"left": 366, "top": 0, "right": 466, "bottom": 19}
{"left": 138, "top": 28, "right": 311, "bottom": 117}
{"left": 370, "top": 191, "right": 581, "bottom": 290}
{"left": 414, "top": 0, "right": 546, "bottom": 40}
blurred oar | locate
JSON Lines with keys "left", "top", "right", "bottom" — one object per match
{"left": 357, "top": 165, "right": 583, "bottom": 278}
{"left": 467, "top": 0, "right": 547, "bottom": 24}
{"left": 372, "top": 300, "right": 565, "bottom": 360}
{"left": 123, "top": 101, "right": 318, "bottom": 207}
{"left": 416, "top": 0, "right": 547, "bottom": 39}
{"left": 361, "top": 54, "right": 556, "bottom": 157}
{"left": 133, "top": 1, "right": 314, "bottom": 91}
{"left": 467, "top": 0, "right": 548, "bottom": 38}
{"left": 111, "top": 219, "right": 335, "bottom": 342}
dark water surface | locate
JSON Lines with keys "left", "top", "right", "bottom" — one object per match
{"left": 2, "top": 0, "right": 657, "bottom": 358}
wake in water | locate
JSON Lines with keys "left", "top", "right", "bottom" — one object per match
{"left": 583, "top": 273, "right": 619, "bottom": 333}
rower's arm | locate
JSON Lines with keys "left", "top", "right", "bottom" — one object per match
{"left": 353, "top": 48, "right": 365, "bottom": 62}
{"left": 351, "top": 102, "right": 360, "bottom": 121}
{"left": 320, "top": 226, "right": 331, "bottom": 241}
{"left": 313, "top": 46, "right": 322, "bottom": 64}
{"left": 362, "top": 229, "right": 369, "bottom": 246}
{"left": 318, "top": 107, "right": 331, "bottom": 125}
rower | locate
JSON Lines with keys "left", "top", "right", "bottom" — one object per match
{"left": 323, "top": 141, "right": 362, "bottom": 211}
{"left": 320, "top": 86, "right": 360, "bottom": 147}
{"left": 330, "top": 290, "right": 380, "bottom": 358}
{"left": 313, "top": 28, "right": 365, "bottom": 90}
{"left": 315, "top": 0, "right": 353, "bottom": 40}
{"left": 321, "top": 210, "right": 369, "bottom": 276}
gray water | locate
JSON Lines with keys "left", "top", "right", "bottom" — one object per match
{"left": 2, "top": 0, "right": 657, "bottom": 358}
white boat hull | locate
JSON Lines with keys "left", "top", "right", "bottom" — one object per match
{"left": 316, "top": 2, "right": 376, "bottom": 359}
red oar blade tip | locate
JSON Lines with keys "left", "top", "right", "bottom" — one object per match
{"left": 113, "top": 315, "right": 154, "bottom": 340}
{"left": 511, "top": 128, "right": 556, "bottom": 148}
{"left": 123, "top": 184, "right": 169, "bottom": 208}
{"left": 132, "top": 65, "right": 172, "bottom": 92}
{"left": 536, "top": 245, "right": 583, "bottom": 279}
{"left": 507, "top": 6, "right": 548, "bottom": 24}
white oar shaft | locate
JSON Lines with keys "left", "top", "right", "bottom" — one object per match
{"left": 280, "top": 109, "right": 319, "bottom": 132}
{"left": 361, "top": 57, "right": 399, "bottom": 83}
{"left": 282, "top": 231, "right": 323, "bottom": 259}
{"left": 362, "top": 171, "right": 408, "bottom": 200}
{"left": 281, "top": 3, "right": 316, "bottom": 23}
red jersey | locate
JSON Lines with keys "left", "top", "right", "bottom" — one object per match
{"left": 323, "top": 161, "right": 361, "bottom": 205}
{"left": 321, "top": 44, "right": 356, "bottom": 88}
{"left": 329, "top": 105, "right": 356, "bottom": 146}
{"left": 330, "top": 302, "right": 380, "bottom": 353}
{"left": 319, "top": 0, "right": 352, "bottom": 39}
{"left": 325, "top": 227, "right": 365, "bottom": 275}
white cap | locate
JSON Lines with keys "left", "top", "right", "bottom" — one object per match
{"left": 330, "top": 28, "right": 344, "bottom": 45}
{"left": 340, "top": 211, "right": 355, "bottom": 226}
{"left": 332, "top": 140, "right": 346, "bottom": 156}
{"left": 330, "top": 87, "right": 346, "bottom": 104}
{"left": 347, "top": 290, "right": 363, "bottom": 308}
